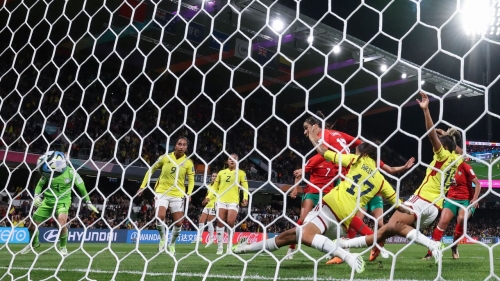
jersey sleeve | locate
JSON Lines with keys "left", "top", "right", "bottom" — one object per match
{"left": 377, "top": 180, "right": 400, "bottom": 207}
{"left": 34, "top": 176, "right": 47, "bottom": 195}
{"left": 338, "top": 132, "right": 362, "bottom": 148}
{"left": 72, "top": 170, "right": 91, "bottom": 202}
{"left": 433, "top": 146, "right": 450, "bottom": 162}
{"left": 239, "top": 171, "right": 249, "bottom": 200}
{"left": 305, "top": 154, "right": 324, "bottom": 172}
{"left": 324, "top": 151, "right": 357, "bottom": 168}
{"left": 186, "top": 160, "right": 195, "bottom": 195}
{"left": 379, "top": 160, "right": 385, "bottom": 168}
{"left": 139, "top": 156, "right": 164, "bottom": 189}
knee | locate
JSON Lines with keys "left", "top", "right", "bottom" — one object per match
{"left": 456, "top": 215, "right": 465, "bottom": 224}
{"left": 385, "top": 220, "right": 405, "bottom": 234}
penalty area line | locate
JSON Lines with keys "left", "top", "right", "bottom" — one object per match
{"left": 1, "top": 266, "right": 432, "bottom": 281}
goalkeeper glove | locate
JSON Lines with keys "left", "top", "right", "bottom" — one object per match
{"left": 33, "top": 195, "right": 43, "bottom": 208}
{"left": 86, "top": 201, "right": 99, "bottom": 213}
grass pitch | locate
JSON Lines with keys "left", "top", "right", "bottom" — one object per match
{"left": 468, "top": 161, "right": 500, "bottom": 180}
{"left": 1, "top": 243, "right": 498, "bottom": 281}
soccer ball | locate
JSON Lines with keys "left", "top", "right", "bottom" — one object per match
{"left": 37, "top": 151, "right": 67, "bottom": 178}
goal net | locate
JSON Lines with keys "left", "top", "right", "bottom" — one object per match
{"left": 0, "top": 0, "right": 498, "bottom": 280}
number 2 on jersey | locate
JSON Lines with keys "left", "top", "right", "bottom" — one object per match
{"left": 346, "top": 174, "right": 375, "bottom": 196}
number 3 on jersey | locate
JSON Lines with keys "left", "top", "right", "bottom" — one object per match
{"left": 346, "top": 174, "right": 375, "bottom": 196}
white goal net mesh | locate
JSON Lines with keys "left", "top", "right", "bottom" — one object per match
{"left": 0, "top": 0, "right": 499, "bottom": 280}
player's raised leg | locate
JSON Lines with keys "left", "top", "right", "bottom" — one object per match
{"left": 341, "top": 200, "right": 443, "bottom": 264}
{"left": 233, "top": 205, "right": 365, "bottom": 273}
{"left": 287, "top": 193, "right": 314, "bottom": 259}
{"left": 327, "top": 212, "right": 373, "bottom": 264}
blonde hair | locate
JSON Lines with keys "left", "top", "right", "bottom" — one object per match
{"left": 445, "top": 128, "right": 461, "bottom": 144}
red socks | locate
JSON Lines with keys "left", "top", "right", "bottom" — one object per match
{"left": 289, "top": 220, "right": 303, "bottom": 250}
{"left": 432, "top": 227, "right": 444, "bottom": 242}
{"left": 454, "top": 223, "right": 463, "bottom": 242}
{"left": 347, "top": 228, "right": 357, "bottom": 239}
{"left": 349, "top": 216, "right": 373, "bottom": 236}
{"left": 427, "top": 227, "right": 444, "bottom": 256}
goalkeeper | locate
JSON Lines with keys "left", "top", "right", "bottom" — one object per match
{"left": 21, "top": 154, "right": 99, "bottom": 256}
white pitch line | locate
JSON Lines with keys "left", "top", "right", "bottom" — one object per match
{"left": 0, "top": 267, "right": 431, "bottom": 281}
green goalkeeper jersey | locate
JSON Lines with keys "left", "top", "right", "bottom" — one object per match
{"left": 35, "top": 167, "right": 90, "bottom": 204}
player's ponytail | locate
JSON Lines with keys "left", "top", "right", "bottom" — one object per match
{"left": 357, "top": 142, "right": 378, "bottom": 161}
{"left": 446, "top": 128, "right": 461, "bottom": 147}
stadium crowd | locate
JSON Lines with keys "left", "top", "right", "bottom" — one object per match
{"left": 2, "top": 49, "right": 499, "bottom": 243}
{"left": 1, "top": 52, "right": 424, "bottom": 190}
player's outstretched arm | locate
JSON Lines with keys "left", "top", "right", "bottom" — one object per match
{"left": 381, "top": 157, "right": 415, "bottom": 174}
{"left": 73, "top": 171, "right": 99, "bottom": 213}
{"left": 417, "top": 91, "right": 441, "bottom": 152}
{"left": 289, "top": 175, "right": 301, "bottom": 199}
{"left": 137, "top": 156, "right": 164, "bottom": 196}
{"left": 471, "top": 176, "right": 481, "bottom": 208}
{"left": 33, "top": 177, "right": 47, "bottom": 207}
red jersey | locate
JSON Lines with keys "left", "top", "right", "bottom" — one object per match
{"left": 303, "top": 154, "right": 336, "bottom": 194}
{"left": 447, "top": 162, "right": 476, "bottom": 200}
{"left": 319, "top": 129, "right": 362, "bottom": 176}
{"left": 321, "top": 129, "right": 362, "bottom": 154}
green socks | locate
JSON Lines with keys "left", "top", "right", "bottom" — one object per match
{"left": 59, "top": 230, "right": 68, "bottom": 248}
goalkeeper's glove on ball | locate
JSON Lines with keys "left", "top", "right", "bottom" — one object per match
{"left": 33, "top": 195, "right": 43, "bottom": 207}
{"left": 86, "top": 201, "right": 99, "bottom": 213}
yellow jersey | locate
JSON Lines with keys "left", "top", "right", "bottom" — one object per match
{"left": 205, "top": 184, "right": 215, "bottom": 209}
{"left": 414, "top": 146, "right": 463, "bottom": 208}
{"left": 208, "top": 168, "right": 249, "bottom": 204}
{"left": 323, "top": 151, "right": 400, "bottom": 228}
{"left": 139, "top": 152, "right": 195, "bottom": 198}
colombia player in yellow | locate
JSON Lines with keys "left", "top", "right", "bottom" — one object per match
{"left": 233, "top": 130, "right": 408, "bottom": 274}
{"left": 340, "top": 92, "right": 462, "bottom": 264}
{"left": 137, "top": 136, "right": 195, "bottom": 254}
{"left": 203, "top": 153, "right": 249, "bottom": 255}
{"left": 193, "top": 172, "right": 218, "bottom": 247}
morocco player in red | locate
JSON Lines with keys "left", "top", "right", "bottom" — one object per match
{"left": 286, "top": 112, "right": 361, "bottom": 259}
{"left": 423, "top": 161, "right": 480, "bottom": 259}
